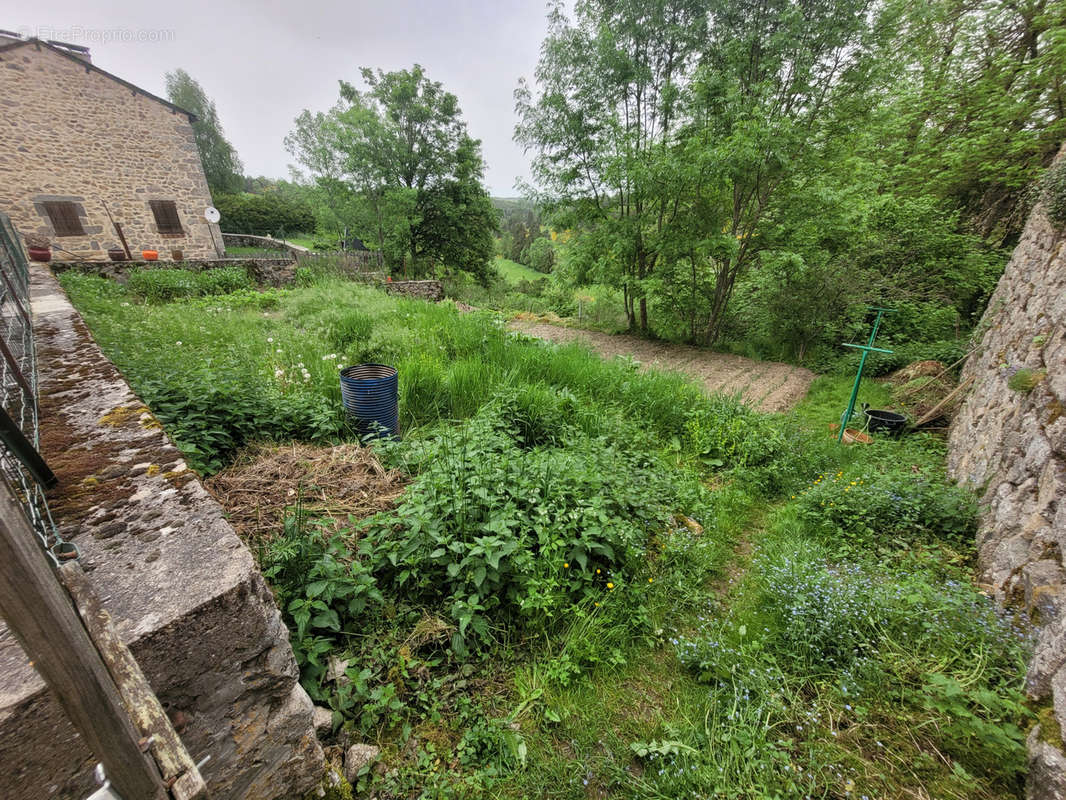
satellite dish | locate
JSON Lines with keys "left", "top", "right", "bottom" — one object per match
{"left": 204, "top": 206, "right": 221, "bottom": 224}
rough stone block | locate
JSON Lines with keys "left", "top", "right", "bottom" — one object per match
{"left": 0, "top": 265, "right": 323, "bottom": 799}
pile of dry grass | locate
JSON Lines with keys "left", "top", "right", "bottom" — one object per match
{"left": 205, "top": 442, "right": 407, "bottom": 541}
{"left": 887, "top": 360, "right": 960, "bottom": 426}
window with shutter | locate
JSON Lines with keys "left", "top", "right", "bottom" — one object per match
{"left": 150, "top": 200, "right": 184, "bottom": 235}
{"left": 43, "top": 201, "right": 86, "bottom": 237}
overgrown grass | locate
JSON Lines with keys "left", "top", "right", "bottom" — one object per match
{"left": 61, "top": 270, "right": 1032, "bottom": 800}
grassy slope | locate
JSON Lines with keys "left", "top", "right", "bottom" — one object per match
{"left": 61, "top": 272, "right": 1030, "bottom": 800}
{"left": 495, "top": 256, "right": 546, "bottom": 284}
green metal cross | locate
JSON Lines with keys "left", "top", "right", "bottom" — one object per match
{"left": 837, "top": 307, "right": 895, "bottom": 442}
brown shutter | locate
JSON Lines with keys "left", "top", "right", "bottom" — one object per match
{"left": 149, "top": 201, "right": 184, "bottom": 235}
{"left": 43, "top": 201, "right": 86, "bottom": 237}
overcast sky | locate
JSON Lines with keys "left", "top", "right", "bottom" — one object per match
{"left": 3, "top": 0, "right": 560, "bottom": 195}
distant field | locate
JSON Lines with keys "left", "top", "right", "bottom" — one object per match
{"left": 495, "top": 257, "right": 545, "bottom": 284}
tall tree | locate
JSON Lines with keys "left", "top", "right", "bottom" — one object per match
{"left": 288, "top": 65, "right": 496, "bottom": 279}
{"left": 516, "top": 0, "right": 707, "bottom": 332}
{"left": 165, "top": 69, "right": 244, "bottom": 196}
{"left": 517, "top": 0, "right": 872, "bottom": 340}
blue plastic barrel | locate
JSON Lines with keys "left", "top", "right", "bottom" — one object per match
{"left": 340, "top": 363, "right": 399, "bottom": 440}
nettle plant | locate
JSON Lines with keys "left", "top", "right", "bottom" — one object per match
{"left": 360, "top": 401, "right": 696, "bottom": 653}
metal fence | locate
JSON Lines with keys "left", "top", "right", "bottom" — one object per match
{"left": 0, "top": 211, "right": 65, "bottom": 563}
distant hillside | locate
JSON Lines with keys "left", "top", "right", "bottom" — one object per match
{"left": 491, "top": 197, "right": 536, "bottom": 215}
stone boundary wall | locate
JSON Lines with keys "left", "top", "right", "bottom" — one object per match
{"left": 51, "top": 258, "right": 296, "bottom": 288}
{"left": 386, "top": 280, "right": 444, "bottom": 302}
{"left": 947, "top": 144, "right": 1066, "bottom": 798}
{"left": 0, "top": 265, "right": 323, "bottom": 798}
{"left": 221, "top": 233, "right": 308, "bottom": 257}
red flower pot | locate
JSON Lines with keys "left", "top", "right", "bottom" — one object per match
{"left": 27, "top": 247, "right": 51, "bottom": 263}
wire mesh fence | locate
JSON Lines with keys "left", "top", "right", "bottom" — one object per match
{"left": 0, "top": 211, "right": 66, "bottom": 564}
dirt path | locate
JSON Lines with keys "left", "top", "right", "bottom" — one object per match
{"left": 509, "top": 320, "right": 815, "bottom": 413}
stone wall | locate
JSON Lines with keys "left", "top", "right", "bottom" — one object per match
{"left": 0, "top": 265, "right": 324, "bottom": 798}
{"left": 386, "top": 280, "right": 444, "bottom": 302}
{"left": 52, "top": 258, "right": 297, "bottom": 288}
{"left": 948, "top": 144, "right": 1066, "bottom": 797}
{"left": 222, "top": 233, "right": 309, "bottom": 257}
{"left": 0, "top": 41, "right": 223, "bottom": 260}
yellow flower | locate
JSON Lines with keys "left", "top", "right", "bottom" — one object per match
{"left": 594, "top": 602, "right": 600, "bottom": 607}
{"left": 648, "top": 578, "right": 653, "bottom": 583}
{"left": 563, "top": 563, "right": 570, "bottom": 569}
{"left": 596, "top": 568, "right": 601, "bottom": 574}
{"left": 606, "top": 582, "right": 615, "bottom": 589}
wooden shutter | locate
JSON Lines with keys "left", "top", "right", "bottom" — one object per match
{"left": 43, "top": 201, "right": 85, "bottom": 237}
{"left": 149, "top": 201, "right": 184, "bottom": 235}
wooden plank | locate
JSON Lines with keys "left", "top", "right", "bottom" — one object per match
{"left": 913, "top": 374, "right": 976, "bottom": 427}
{"left": 0, "top": 483, "right": 167, "bottom": 800}
{"left": 59, "top": 561, "right": 208, "bottom": 799}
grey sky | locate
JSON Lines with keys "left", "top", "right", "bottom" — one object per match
{"left": 2, "top": 0, "right": 558, "bottom": 195}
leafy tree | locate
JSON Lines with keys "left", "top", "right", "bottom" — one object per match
{"left": 516, "top": 0, "right": 707, "bottom": 332}
{"left": 288, "top": 66, "right": 496, "bottom": 280}
{"left": 165, "top": 69, "right": 244, "bottom": 196}
{"left": 527, "top": 237, "right": 556, "bottom": 273}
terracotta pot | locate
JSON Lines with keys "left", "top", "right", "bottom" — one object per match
{"left": 108, "top": 248, "right": 127, "bottom": 262}
{"left": 171, "top": 248, "right": 183, "bottom": 261}
{"left": 142, "top": 250, "right": 158, "bottom": 261}
{"left": 27, "top": 246, "right": 51, "bottom": 263}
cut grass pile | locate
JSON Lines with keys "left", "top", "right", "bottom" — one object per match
{"left": 60, "top": 269, "right": 1032, "bottom": 800}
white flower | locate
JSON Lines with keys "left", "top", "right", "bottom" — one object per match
{"left": 274, "top": 368, "right": 284, "bottom": 378}
{"left": 267, "top": 337, "right": 274, "bottom": 343}
{"left": 276, "top": 348, "right": 282, "bottom": 353}
{"left": 175, "top": 341, "right": 182, "bottom": 346}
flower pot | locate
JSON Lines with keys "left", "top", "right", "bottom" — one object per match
{"left": 108, "top": 248, "right": 127, "bottom": 262}
{"left": 27, "top": 246, "right": 51, "bottom": 263}
{"left": 142, "top": 250, "right": 158, "bottom": 261}
{"left": 170, "top": 249, "right": 183, "bottom": 261}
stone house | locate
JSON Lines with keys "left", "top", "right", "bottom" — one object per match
{"left": 0, "top": 35, "right": 223, "bottom": 260}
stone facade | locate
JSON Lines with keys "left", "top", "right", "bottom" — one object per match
{"left": 0, "top": 39, "right": 223, "bottom": 260}
{"left": 0, "top": 265, "right": 324, "bottom": 798}
{"left": 948, "top": 144, "right": 1066, "bottom": 798}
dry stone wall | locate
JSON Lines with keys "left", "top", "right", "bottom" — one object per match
{"left": 386, "top": 280, "right": 444, "bottom": 302}
{"left": 0, "top": 42, "right": 222, "bottom": 259}
{"left": 52, "top": 258, "right": 297, "bottom": 288}
{"left": 948, "top": 145, "right": 1066, "bottom": 798}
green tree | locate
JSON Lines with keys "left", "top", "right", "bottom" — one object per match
{"left": 527, "top": 237, "right": 555, "bottom": 273}
{"left": 516, "top": 0, "right": 707, "bottom": 332}
{"left": 165, "top": 69, "right": 244, "bottom": 196}
{"left": 288, "top": 65, "right": 496, "bottom": 279}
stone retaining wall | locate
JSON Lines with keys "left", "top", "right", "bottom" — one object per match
{"left": 386, "top": 280, "right": 444, "bottom": 302}
{"left": 0, "top": 265, "right": 323, "bottom": 799}
{"left": 948, "top": 144, "right": 1066, "bottom": 798}
{"left": 221, "top": 233, "right": 309, "bottom": 257}
{"left": 51, "top": 258, "right": 296, "bottom": 288}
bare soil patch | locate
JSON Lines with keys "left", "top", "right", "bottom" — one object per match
{"left": 509, "top": 320, "right": 815, "bottom": 413}
{"left": 205, "top": 442, "right": 406, "bottom": 540}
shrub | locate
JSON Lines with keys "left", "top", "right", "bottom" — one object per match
{"left": 214, "top": 192, "right": 315, "bottom": 236}
{"left": 361, "top": 404, "right": 703, "bottom": 653}
{"left": 791, "top": 465, "right": 977, "bottom": 553}
{"left": 126, "top": 267, "right": 254, "bottom": 303}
